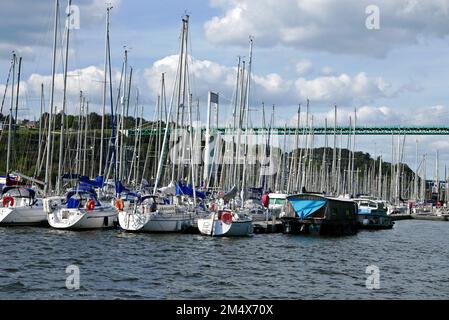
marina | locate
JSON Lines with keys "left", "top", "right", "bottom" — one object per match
{"left": 2, "top": 0, "right": 449, "bottom": 302}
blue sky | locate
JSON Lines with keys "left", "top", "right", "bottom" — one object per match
{"left": 2, "top": 0, "right": 449, "bottom": 176}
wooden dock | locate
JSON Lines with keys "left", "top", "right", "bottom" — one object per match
{"left": 252, "top": 220, "right": 283, "bottom": 234}
{"left": 391, "top": 214, "right": 413, "bottom": 221}
{"left": 391, "top": 214, "right": 449, "bottom": 222}
{"left": 411, "top": 214, "right": 449, "bottom": 222}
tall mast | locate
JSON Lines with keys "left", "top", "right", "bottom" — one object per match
{"left": 203, "top": 92, "right": 212, "bottom": 187}
{"left": 57, "top": 0, "right": 71, "bottom": 194}
{"left": 301, "top": 99, "right": 309, "bottom": 190}
{"left": 414, "top": 139, "right": 419, "bottom": 200}
{"left": 331, "top": 105, "right": 337, "bottom": 195}
{"left": 14, "top": 57, "right": 22, "bottom": 134}
{"left": 352, "top": 108, "right": 356, "bottom": 195}
{"left": 119, "top": 49, "right": 128, "bottom": 181}
{"left": 241, "top": 37, "right": 253, "bottom": 203}
{"left": 294, "top": 104, "right": 302, "bottom": 191}
{"left": 188, "top": 93, "right": 197, "bottom": 206}
{"left": 35, "top": 83, "right": 45, "bottom": 178}
{"left": 234, "top": 61, "right": 245, "bottom": 188}
{"left": 171, "top": 16, "right": 189, "bottom": 183}
{"left": 435, "top": 150, "right": 439, "bottom": 202}
{"left": 231, "top": 58, "right": 241, "bottom": 187}
{"left": 378, "top": 155, "right": 382, "bottom": 198}
{"left": 82, "top": 101, "right": 89, "bottom": 176}
{"left": 99, "top": 5, "right": 112, "bottom": 176}
{"left": 44, "top": 0, "right": 59, "bottom": 195}
{"left": 154, "top": 79, "right": 175, "bottom": 194}
{"left": 6, "top": 53, "right": 16, "bottom": 174}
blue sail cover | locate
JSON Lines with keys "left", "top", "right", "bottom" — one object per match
{"left": 79, "top": 176, "right": 104, "bottom": 188}
{"left": 247, "top": 187, "right": 263, "bottom": 200}
{"left": 289, "top": 198, "right": 328, "bottom": 219}
{"left": 115, "top": 181, "right": 129, "bottom": 194}
{"left": 176, "top": 183, "right": 206, "bottom": 199}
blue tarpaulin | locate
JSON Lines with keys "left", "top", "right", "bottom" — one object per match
{"left": 176, "top": 183, "right": 206, "bottom": 199}
{"left": 289, "top": 198, "right": 328, "bottom": 219}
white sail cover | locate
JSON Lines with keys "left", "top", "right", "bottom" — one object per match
{"left": 158, "top": 181, "right": 176, "bottom": 196}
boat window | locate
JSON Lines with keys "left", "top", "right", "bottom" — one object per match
{"left": 360, "top": 201, "right": 369, "bottom": 207}
{"left": 369, "top": 202, "right": 377, "bottom": 208}
{"left": 2, "top": 187, "right": 34, "bottom": 199}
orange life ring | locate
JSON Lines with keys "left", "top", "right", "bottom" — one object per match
{"left": 2, "top": 196, "right": 14, "bottom": 207}
{"left": 115, "top": 199, "right": 124, "bottom": 211}
{"left": 221, "top": 211, "right": 233, "bottom": 224}
{"left": 86, "top": 199, "right": 96, "bottom": 211}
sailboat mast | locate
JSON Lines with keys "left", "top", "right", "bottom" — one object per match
{"left": 99, "top": 6, "right": 112, "bottom": 176}
{"left": 331, "top": 105, "right": 337, "bottom": 195}
{"left": 119, "top": 49, "right": 128, "bottom": 181}
{"left": 171, "top": 16, "right": 188, "bottom": 183}
{"left": 35, "top": 84, "right": 45, "bottom": 177}
{"left": 378, "top": 155, "right": 382, "bottom": 198}
{"left": 414, "top": 139, "right": 418, "bottom": 200}
{"left": 57, "top": 0, "right": 71, "bottom": 194}
{"left": 14, "top": 57, "right": 22, "bottom": 135}
{"left": 44, "top": 0, "right": 59, "bottom": 195}
{"left": 241, "top": 37, "right": 253, "bottom": 203}
{"left": 6, "top": 53, "right": 16, "bottom": 174}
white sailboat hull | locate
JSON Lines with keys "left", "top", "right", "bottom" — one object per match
{"left": 197, "top": 218, "right": 253, "bottom": 237}
{"left": 118, "top": 210, "right": 192, "bottom": 232}
{"left": 47, "top": 207, "right": 117, "bottom": 230}
{"left": 0, "top": 204, "right": 47, "bottom": 226}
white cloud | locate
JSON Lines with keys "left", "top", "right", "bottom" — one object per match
{"left": 204, "top": 0, "right": 449, "bottom": 57}
{"left": 0, "top": 56, "right": 410, "bottom": 121}
{"left": 320, "top": 66, "right": 335, "bottom": 76}
{"left": 295, "top": 59, "right": 313, "bottom": 76}
{"left": 1, "top": 65, "right": 124, "bottom": 117}
{"left": 295, "top": 72, "right": 391, "bottom": 105}
{"left": 144, "top": 55, "right": 395, "bottom": 108}
{"left": 285, "top": 104, "right": 449, "bottom": 128}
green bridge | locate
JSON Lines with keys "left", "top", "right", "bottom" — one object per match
{"left": 127, "top": 126, "right": 449, "bottom": 136}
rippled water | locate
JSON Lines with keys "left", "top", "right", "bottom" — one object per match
{"left": 1, "top": 220, "right": 449, "bottom": 299}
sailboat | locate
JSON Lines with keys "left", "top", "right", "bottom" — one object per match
{"left": 197, "top": 184, "right": 253, "bottom": 237}
{"left": 44, "top": 176, "right": 117, "bottom": 230}
{"left": 0, "top": 175, "right": 47, "bottom": 226}
{"left": 0, "top": 52, "right": 47, "bottom": 226}
{"left": 117, "top": 184, "right": 192, "bottom": 233}
{"left": 197, "top": 205, "right": 253, "bottom": 237}
{"left": 118, "top": 16, "right": 195, "bottom": 233}
{"left": 241, "top": 187, "right": 270, "bottom": 221}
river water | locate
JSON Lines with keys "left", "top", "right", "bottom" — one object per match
{"left": 1, "top": 219, "right": 448, "bottom": 299}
